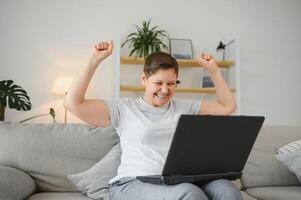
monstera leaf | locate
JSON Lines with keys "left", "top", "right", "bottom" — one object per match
{"left": 0, "top": 80, "right": 32, "bottom": 111}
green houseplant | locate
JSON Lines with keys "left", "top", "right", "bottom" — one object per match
{"left": 0, "top": 80, "right": 32, "bottom": 121}
{"left": 122, "top": 19, "right": 169, "bottom": 58}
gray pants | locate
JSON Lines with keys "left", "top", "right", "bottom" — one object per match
{"left": 109, "top": 177, "right": 243, "bottom": 200}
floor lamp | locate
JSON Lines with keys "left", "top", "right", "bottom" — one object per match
{"left": 51, "top": 76, "right": 73, "bottom": 124}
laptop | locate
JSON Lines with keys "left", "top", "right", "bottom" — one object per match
{"left": 136, "top": 114, "right": 265, "bottom": 185}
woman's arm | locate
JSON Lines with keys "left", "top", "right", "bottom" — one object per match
{"left": 64, "top": 41, "right": 113, "bottom": 127}
{"left": 197, "top": 53, "right": 236, "bottom": 115}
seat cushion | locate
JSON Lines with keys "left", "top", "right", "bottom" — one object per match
{"left": 240, "top": 191, "right": 258, "bottom": 200}
{"left": 242, "top": 126, "right": 301, "bottom": 188}
{"left": 27, "top": 192, "right": 94, "bottom": 200}
{"left": 0, "top": 122, "right": 119, "bottom": 192}
{"left": 245, "top": 186, "right": 301, "bottom": 200}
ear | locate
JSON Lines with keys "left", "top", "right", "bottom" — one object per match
{"left": 140, "top": 72, "right": 147, "bottom": 86}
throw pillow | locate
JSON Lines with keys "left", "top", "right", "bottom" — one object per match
{"left": 275, "top": 139, "right": 301, "bottom": 183}
{"left": 68, "top": 143, "right": 121, "bottom": 199}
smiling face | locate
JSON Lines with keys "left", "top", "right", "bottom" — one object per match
{"left": 141, "top": 68, "right": 178, "bottom": 107}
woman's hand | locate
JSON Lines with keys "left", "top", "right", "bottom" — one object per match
{"left": 91, "top": 40, "right": 113, "bottom": 63}
{"left": 197, "top": 52, "right": 219, "bottom": 75}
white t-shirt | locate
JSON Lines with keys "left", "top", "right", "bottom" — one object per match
{"left": 106, "top": 97, "right": 201, "bottom": 183}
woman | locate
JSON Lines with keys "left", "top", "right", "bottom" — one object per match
{"left": 64, "top": 40, "right": 242, "bottom": 200}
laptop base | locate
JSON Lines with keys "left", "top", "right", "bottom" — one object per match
{"left": 137, "top": 171, "right": 242, "bottom": 185}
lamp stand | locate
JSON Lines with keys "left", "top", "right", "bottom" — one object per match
{"left": 64, "top": 107, "right": 67, "bottom": 124}
{"left": 64, "top": 92, "right": 67, "bottom": 124}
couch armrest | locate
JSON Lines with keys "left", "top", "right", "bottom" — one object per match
{"left": 0, "top": 165, "right": 36, "bottom": 200}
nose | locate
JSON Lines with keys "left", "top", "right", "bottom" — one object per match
{"left": 160, "top": 84, "right": 169, "bottom": 94}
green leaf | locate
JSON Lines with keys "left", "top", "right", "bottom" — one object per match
{"left": 0, "top": 80, "right": 32, "bottom": 111}
{"left": 121, "top": 19, "right": 169, "bottom": 57}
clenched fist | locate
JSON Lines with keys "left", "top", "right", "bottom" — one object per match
{"left": 92, "top": 40, "right": 113, "bottom": 62}
{"left": 197, "top": 52, "right": 219, "bottom": 75}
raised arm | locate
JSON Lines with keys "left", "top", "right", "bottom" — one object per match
{"left": 197, "top": 53, "right": 236, "bottom": 115}
{"left": 64, "top": 41, "right": 113, "bottom": 127}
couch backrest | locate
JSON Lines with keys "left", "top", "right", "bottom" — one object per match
{"left": 0, "top": 122, "right": 119, "bottom": 192}
{"left": 242, "top": 125, "right": 301, "bottom": 188}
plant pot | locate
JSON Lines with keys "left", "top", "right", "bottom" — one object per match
{"left": 0, "top": 105, "right": 4, "bottom": 121}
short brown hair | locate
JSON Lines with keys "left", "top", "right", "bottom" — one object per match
{"left": 143, "top": 52, "right": 178, "bottom": 78}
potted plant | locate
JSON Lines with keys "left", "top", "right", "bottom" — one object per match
{"left": 122, "top": 19, "right": 169, "bottom": 58}
{"left": 0, "top": 80, "right": 32, "bottom": 121}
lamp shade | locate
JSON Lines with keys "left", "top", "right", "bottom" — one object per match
{"left": 216, "top": 41, "right": 226, "bottom": 52}
{"left": 51, "top": 76, "right": 73, "bottom": 95}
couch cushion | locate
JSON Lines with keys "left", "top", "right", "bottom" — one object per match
{"left": 0, "top": 165, "right": 36, "bottom": 200}
{"left": 276, "top": 148, "right": 301, "bottom": 183}
{"left": 27, "top": 192, "right": 94, "bottom": 200}
{"left": 68, "top": 143, "right": 121, "bottom": 199}
{"left": 242, "top": 126, "right": 301, "bottom": 188}
{"left": 245, "top": 186, "right": 301, "bottom": 200}
{"left": 276, "top": 139, "right": 301, "bottom": 154}
{"left": 0, "top": 122, "right": 119, "bottom": 192}
{"left": 240, "top": 191, "right": 258, "bottom": 200}
{"left": 275, "top": 140, "right": 301, "bottom": 183}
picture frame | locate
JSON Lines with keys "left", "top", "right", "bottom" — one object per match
{"left": 202, "top": 76, "right": 214, "bottom": 88}
{"left": 201, "top": 69, "right": 226, "bottom": 88}
{"left": 169, "top": 38, "right": 193, "bottom": 59}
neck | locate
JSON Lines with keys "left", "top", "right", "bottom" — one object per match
{"left": 142, "top": 96, "right": 157, "bottom": 107}
{"left": 142, "top": 96, "right": 169, "bottom": 108}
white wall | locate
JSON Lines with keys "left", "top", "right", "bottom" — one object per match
{"left": 1, "top": 0, "right": 300, "bottom": 125}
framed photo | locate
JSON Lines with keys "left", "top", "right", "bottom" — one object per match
{"left": 201, "top": 69, "right": 214, "bottom": 88}
{"left": 169, "top": 38, "right": 193, "bottom": 59}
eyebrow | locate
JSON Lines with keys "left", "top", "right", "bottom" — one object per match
{"left": 153, "top": 80, "right": 181, "bottom": 84}
{"left": 153, "top": 80, "right": 177, "bottom": 83}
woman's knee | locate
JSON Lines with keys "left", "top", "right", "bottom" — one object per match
{"left": 202, "top": 179, "right": 242, "bottom": 200}
{"left": 172, "top": 183, "right": 209, "bottom": 200}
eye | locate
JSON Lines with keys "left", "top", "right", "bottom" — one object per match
{"left": 168, "top": 82, "right": 176, "bottom": 86}
{"left": 154, "top": 82, "right": 162, "bottom": 86}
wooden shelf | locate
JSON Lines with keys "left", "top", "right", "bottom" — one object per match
{"left": 120, "top": 56, "right": 235, "bottom": 68}
{"left": 120, "top": 85, "right": 236, "bottom": 94}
